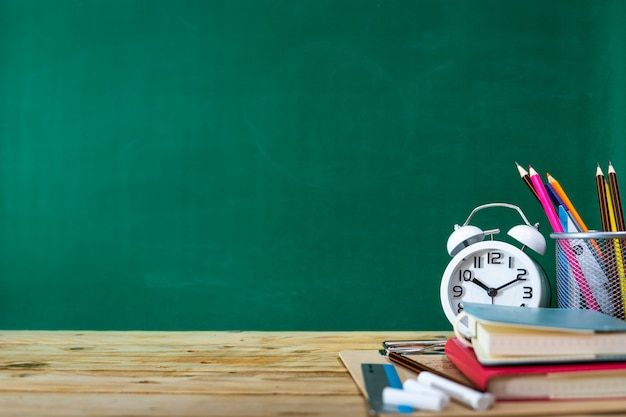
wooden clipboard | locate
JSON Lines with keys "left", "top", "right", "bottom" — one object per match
{"left": 339, "top": 350, "right": 626, "bottom": 416}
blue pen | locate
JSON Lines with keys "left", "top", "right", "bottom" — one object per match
{"left": 557, "top": 206, "right": 573, "bottom": 307}
{"left": 549, "top": 184, "right": 583, "bottom": 231}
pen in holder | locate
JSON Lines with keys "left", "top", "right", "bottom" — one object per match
{"left": 551, "top": 231, "right": 626, "bottom": 320}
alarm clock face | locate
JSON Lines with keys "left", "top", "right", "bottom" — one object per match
{"left": 440, "top": 240, "right": 550, "bottom": 329}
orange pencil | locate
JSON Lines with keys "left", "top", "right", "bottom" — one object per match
{"left": 547, "top": 173, "right": 588, "bottom": 232}
{"left": 549, "top": 171, "right": 604, "bottom": 260}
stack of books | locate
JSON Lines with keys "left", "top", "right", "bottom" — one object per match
{"left": 446, "top": 302, "right": 626, "bottom": 400}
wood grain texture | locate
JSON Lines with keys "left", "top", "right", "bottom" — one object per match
{"left": 0, "top": 331, "right": 443, "bottom": 416}
{"left": 2, "top": 331, "right": 625, "bottom": 417}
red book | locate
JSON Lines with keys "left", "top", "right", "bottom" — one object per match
{"left": 445, "top": 338, "right": 626, "bottom": 400}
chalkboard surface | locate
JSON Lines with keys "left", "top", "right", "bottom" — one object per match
{"left": 1, "top": 1, "right": 625, "bottom": 330}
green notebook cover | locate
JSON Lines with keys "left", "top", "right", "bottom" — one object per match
{"left": 462, "top": 302, "right": 626, "bottom": 333}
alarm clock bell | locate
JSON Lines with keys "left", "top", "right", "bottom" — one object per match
{"left": 446, "top": 203, "right": 545, "bottom": 256}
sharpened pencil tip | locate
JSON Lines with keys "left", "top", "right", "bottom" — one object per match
{"left": 597, "top": 164, "right": 604, "bottom": 176}
{"left": 515, "top": 162, "right": 528, "bottom": 177}
{"left": 609, "top": 162, "right": 616, "bottom": 175}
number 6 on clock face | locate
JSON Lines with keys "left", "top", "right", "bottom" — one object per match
{"left": 440, "top": 240, "right": 551, "bottom": 334}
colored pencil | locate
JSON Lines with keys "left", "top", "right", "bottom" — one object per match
{"left": 607, "top": 181, "right": 617, "bottom": 232}
{"left": 548, "top": 172, "right": 602, "bottom": 259}
{"left": 546, "top": 183, "right": 583, "bottom": 231}
{"left": 605, "top": 178, "right": 626, "bottom": 310}
{"left": 529, "top": 166, "right": 563, "bottom": 233}
{"left": 515, "top": 162, "right": 540, "bottom": 203}
{"left": 547, "top": 173, "right": 589, "bottom": 232}
{"left": 608, "top": 162, "right": 625, "bottom": 232}
{"left": 529, "top": 166, "right": 599, "bottom": 311}
{"left": 596, "top": 166, "right": 618, "bottom": 312}
{"left": 596, "top": 165, "right": 611, "bottom": 232}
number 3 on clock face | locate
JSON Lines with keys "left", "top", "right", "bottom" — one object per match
{"left": 440, "top": 240, "right": 551, "bottom": 331}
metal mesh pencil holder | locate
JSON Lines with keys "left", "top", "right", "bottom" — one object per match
{"left": 551, "top": 232, "right": 626, "bottom": 320}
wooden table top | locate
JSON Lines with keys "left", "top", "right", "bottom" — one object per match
{"left": 0, "top": 330, "right": 437, "bottom": 417}
{"left": 1, "top": 330, "right": 625, "bottom": 417}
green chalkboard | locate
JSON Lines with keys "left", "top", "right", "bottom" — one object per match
{"left": 1, "top": 0, "right": 625, "bottom": 330}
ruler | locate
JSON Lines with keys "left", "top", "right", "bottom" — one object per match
{"left": 361, "top": 363, "right": 411, "bottom": 414}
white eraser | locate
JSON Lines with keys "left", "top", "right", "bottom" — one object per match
{"left": 382, "top": 387, "right": 447, "bottom": 412}
{"left": 417, "top": 371, "right": 495, "bottom": 411}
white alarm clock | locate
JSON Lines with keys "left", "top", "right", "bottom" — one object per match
{"left": 440, "top": 203, "right": 551, "bottom": 334}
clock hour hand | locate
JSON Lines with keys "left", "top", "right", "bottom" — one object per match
{"left": 471, "top": 277, "right": 490, "bottom": 291}
{"left": 471, "top": 277, "right": 497, "bottom": 299}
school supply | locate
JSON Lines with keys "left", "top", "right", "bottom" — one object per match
{"left": 529, "top": 166, "right": 563, "bottom": 233}
{"left": 597, "top": 165, "right": 612, "bottom": 232}
{"left": 385, "top": 348, "right": 496, "bottom": 409}
{"left": 553, "top": 231, "right": 626, "bottom": 319}
{"left": 383, "top": 385, "right": 448, "bottom": 412}
{"left": 361, "top": 363, "right": 407, "bottom": 414}
{"left": 457, "top": 302, "right": 626, "bottom": 364}
{"left": 445, "top": 337, "right": 626, "bottom": 400}
{"left": 382, "top": 339, "right": 446, "bottom": 354}
{"left": 340, "top": 349, "right": 626, "bottom": 413}
{"left": 515, "top": 161, "right": 540, "bottom": 202}
{"left": 516, "top": 162, "right": 626, "bottom": 319}
{"left": 416, "top": 369, "right": 495, "bottom": 410}
{"left": 609, "top": 161, "right": 626, "bottom": 231}
{"left": 530, "top": 166, "right": 601, "bottom": 311}
{"left": 386, "top": 351, "right": 473, "bottom": 387}
{"left": 361, "top": 360, "right": 480, "bottom": 412}
{"left": 547, "top": 172, "right": 588, "bottom": 232}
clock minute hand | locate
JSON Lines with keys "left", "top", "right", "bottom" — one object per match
{"left": 495, "top": 277, "right": 524, "bottom": 291}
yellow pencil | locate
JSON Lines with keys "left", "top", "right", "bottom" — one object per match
{"left": 606, "top": 180, "right": 626, "bottom": 309}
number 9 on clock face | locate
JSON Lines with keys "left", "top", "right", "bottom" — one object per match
{"left": 440, "top": 240, "right": 551, "bottom": 333}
